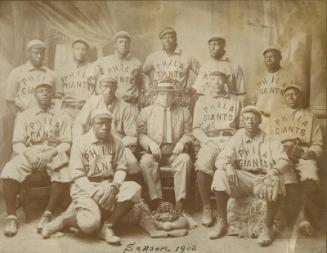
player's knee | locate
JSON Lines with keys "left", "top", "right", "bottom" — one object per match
{"left": 140, "top": 154, "right": 155, "bottom": 170}
{"left": 123, "top": 181, "right": 142, "bottom": 202}
{"left": 127, "top": 155, "right": 141, "bottom": 174}
{"left": 76, "top": 210, "right": 101, "bottom": 234}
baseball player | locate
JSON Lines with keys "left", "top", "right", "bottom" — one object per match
{"left": 255, "top": 47, "right": 298, "bottom": 118}
{"left": 57, "top": 39, "right": 95, "bottom": 119}
{"left": 5, "top": 40, "right": 56, "bottom": 114}
{"left": 143, "top": 27, "right": 200, "bottom": 90}
{"left": 1, "top": 80, "right": 72, "bottom": 237}
{"left": 41, "top": 109, "right": 141, "bottom": 245}
{"left": 210, "top": 106, "right": 294, "bottom": 247}
{"left": 193, "top": 70, "right": 242, "bottom": 227}
{"left": 267, "top": 84, "right": 323, "bottom": 236}
{"left": 137, "top": 80, "right": 193, "bottom": 214}
{"left": 193, "top": 34, "right": 245, "bottom": 100}
{"left": 91, "top": 31, "right": 143, "bottom": 107}
{"left": 73, "top": 74, "right": 140, "bottom": 178}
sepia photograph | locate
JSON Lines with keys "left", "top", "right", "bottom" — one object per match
{"left": 0, "top": 1, "right": 326, "bottom": 253}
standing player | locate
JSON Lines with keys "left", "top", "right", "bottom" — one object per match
{"left": 193, "top": 34, "right": 245, "bottom": 99}
{"left": 193, "top": 71, "right": 242, "bottom": 227}
{"left": 5, "top": 40, "right": 56, "bottom": 114}
{"left": 143, "top": 27, "right": 200, "bottom": 100}
{"left": 91, "top": 31, "right": 143, "bottom": 107}
{"left": 255, "top": 47, "right": 298, "bottom": 118}
{"left": 57, "top": 39, "right": 95, "bottom": 119}
{"left": 210, "top": 106, "right": 294, "bottom": 246}
{"left": 42, "top": 109, "right": 141, "bottom": 245}
{"left": 1, "top": 80, "right": 72, "bottom": 237}
{"left": 267, "top": 84, "right": 323, "bottom": 236}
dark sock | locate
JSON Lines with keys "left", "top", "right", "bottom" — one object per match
{"left": 213, "top": 191, "right": 229, "bottom": 221}
{"left": 266, "top": 199, "right": 280, "bottom": 227}
{"left": 302, "top": 179, "right": 320, "bottom": 226}
{"left": 126, "top": 172, "right": 144, "bottom": 188}
{"left": 3, "top": 179, "right": 20, "bottom": 216}
{"left": 284, "top": 183, "right": 301, "bottom": 226}
{"left": 45, "top": 182, "right": 69, "bottom": 214}
{"left": 197, "top": 171, "right": 213, "bottom": 207}
{"left": 106, "top": 201, "right": 134, "bottom": 226}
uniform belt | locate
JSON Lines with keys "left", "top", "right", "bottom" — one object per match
{"left": 89, "top": 176, "right": 112, "bottom": 183}
{"left": 247, "top": 169, "right": 266, "bottom": 175}
{"left": 207, "top": 129, "right": 234, "bottom": 137}
{"left": 123, "top": 97, "right": 138, "bottom": 104}
{"left": 63, "top": 101, "right": 85, "bottom": 110}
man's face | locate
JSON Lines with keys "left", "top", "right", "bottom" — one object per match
{"left": 35, "top": 85, "right": 53, "bottom": 107}
{"left": 161, "top": 33, "right": 177, "bottom": 51}
{"left": 157, "top": 91, "right": 175, "bottom": 107}
{"left": 72, "top": 42, "right": 88, "bottom": 62}
{"left": 264, "top": 51, "right": 281, "bottom": 71}
{"left": 114, "top": 37, "right": 130, "bottom": 56}
{"left": 93, "top": 117, "right": 112, "bottom": 140}
{"left": 208, "top": 74, "right": 226, "bottom": 93}
{"left": 285, "top": 88, "right": 300, "bottom": 109}
{"left": 243, "top": 112, "right": 261, "bottom": 136}
{"left": 208, "top": 40, "right": 225, "bottom": 59}
{"left": 100, "top": 82, "right": 117, "bottom": 101}
{"left": 28, "top": 47, "right": 45, "bottom": 67}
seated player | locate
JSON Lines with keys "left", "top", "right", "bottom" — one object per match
{"left": 267, "top": 84, "right": 323, "bottom": 236}
{"left": 193, "top": 70, "right": 242, "bottom": 227}
{"left": 42, "top": 109, "right": 141, "bottom": 245}
{"left": 210, "top": 106, "right": 294, "bottom": 247}
{"left": 1, "top": 80, "right": 72, "bottom": 237}
{"left": 73, "top": 74, "right": 140, "bottom": 179}
{"left": 137, "top": 80, "right": 193, "bottom": 214}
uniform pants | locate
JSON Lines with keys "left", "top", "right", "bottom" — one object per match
{"left": 140, "top": 152, "right": 192, "bottom": 202}
{"left": 125, "top": 147, "right": 141, "bottom": 175}
{"left": 70, "top": 181, "right": 141, "bottom": 234}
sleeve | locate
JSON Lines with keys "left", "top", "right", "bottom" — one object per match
{"left": 215, "top": 134, "right": 238, "bottom": 170}
{"left": 51, "top": 70, "right": 59, "bottom": 97}
{"left": 235, "top": 98, "right": 243, "bottom": 129}
{"left": 309, "top": 115, "right": 323, "bottom": 157}
{"left": 192, "top": 100, "right": 202, "bottom": 129}
{"left": 189, "top": 56, "right": 201, "bottom": 75}
{"left": 233, "top": 64, "right": 245, "bottom": 94}
{"left": 5, "top": 69, "right": 18, "bottom": 102}
{"left": 142, "top": 54, "right": 153, "bottom": 75}
{"left": 55, "top": 69, "right": 64, "bottom": 96}
{"left": 178, "top": 108, "right": 193, "bottom": 144}
{"left": 72, "top": 98, "right": 93, "bottom": 141}
{"left": 12, "top": 112, "right": 27, "bottom": 145}
{"left": 192, "top": 66, "right": 205, "bottom": 94}
{"left": 59, "top": 113, "right": 72, "bottom": 144}
{"left": 69, "top": 141, "right": 87, "bottom": 181}
{"left": 137, "top": 107, "right": 155, "bottom": 151}
{"left": 113, "top": 139, "right": 128, "bottom": 172}
{"left": 122, "top": 104, "right": 138, "bottom": 137}
{"left": 270, "top": 139, "right": 290, "bottom": 164}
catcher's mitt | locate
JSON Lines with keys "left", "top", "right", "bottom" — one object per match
{"left": 153, "top": 202, "right": 180, "bottom": 222}
{"left": 253, "top": 174, "right": 281, "bottom": 202}
{"left": 282, "top": 139, "right": 304, "bottom": 164}
{"left": 160, "top": 143, "right": 175, "bottom": 158}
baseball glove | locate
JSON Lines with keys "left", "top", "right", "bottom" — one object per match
{"left": 253, "top": 174, "right": 280, "bottom": 202}
{"left": 282, "top": 139, "right": 304, "bottom": 164}
{"left": 93, "top": 184, "right": 118, "bottom": 211}
{"left": 160, "top": 143, "right": 175, "bottom": 158}
{"left": 153, "top": 202, "right": 180, "bottom": 222}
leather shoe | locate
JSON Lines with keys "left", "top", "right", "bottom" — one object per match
{"left": 201, "top": 207, "right": 214, "bottom": 227}
{"left": 37, "top": 211, "right": 52, "bottom": 234}
{"left": 209, "top": 218, "right": 228, "bottom": 239}
{"left": 98, "top": 224, "right": 121, "bottom": 245}
{"left": 4, "top": 215, "right": 18, "bottom": 237}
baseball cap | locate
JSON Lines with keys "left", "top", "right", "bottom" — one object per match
{"left": 34, "top": 80, "right": 54, "bottom": 90}
{"left": 155, "top": 82, "right": 178, "bottom": 93}
{"left": 113, "top": 31, "right": 131, "bottom": 41}
{"left": 263, "top": 47, "right": 281, "bottom": 56}
{"left": 27, "top": 40, "right": 46, "bottom": 50}
{"left": 159, "top": 27, "right": 176, "bottom": 39}
{"left": 241, "top": 105, "right": 262, "bottom": 119}
{"left": 91, "top": 108, "right": 113, "bottom": 121}
{"left": 209, "top": 70, "right": 228, "bottom": 78}
{"left": 208, "top": 34, "right": 226, "bottom": 44}
{"left": 72, "top": 39, "right": 89, "bottom": 49}
{"left": 284, "top": 84, "right": 302, "bottom": 93}
{"left": 98, "top": 74, "right": 117, "bottom": 85}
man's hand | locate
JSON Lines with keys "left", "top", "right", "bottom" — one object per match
{"left": 172, "top": 142, "right": 184, "bottom": 156}
{"left": 24, "top": 149, "right": 40, "bottom": 170}
{"left": 302, "top": 150, "right": 317, "bottom": 160}
{"left": 99, "top": 184, "right": 119, "bottom": 210}
{"left": 91, "top": 187, "right": 105, "bottom": 204}
{"left": 226, "top": 167, "right": 238, "bottom": 187}
{"left": 149, "top": 142, "right": 161, "bottom": 159}
{"left": 36, "top": 150, "right": 57, "bottom": 171}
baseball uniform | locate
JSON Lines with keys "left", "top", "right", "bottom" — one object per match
{"left": 1, "top": 105, "right": 72, "bottom": 183}
{"left": 57, "top": 62, "right": 95, "bottom": 119}
{"left": 193, "top": 93, "right": 242, "bottom": 176}
{"left": 92, "top": 52, "right": 142, "bottom": 105}
{"left": 267, "top": 108, "right": 323, "bottom": 181}
{"left": 73, "top": 96, "right": 139, "bottom": 174}
{"left": 69, "top": 130, "right": 141, "bottom": 234}
{"left": 212, "top": 128, "right": 297, "bottom": 197}
{"left": 137, "top": 102, "right": 193, "bottom": 202}
{"left": 193, "top": 57, "right": 245, "bottom": 96}
{"left": 143, "top": 47, "right": 200, "bottom": 89}
{"left": 5, "top": 62, "right": 56, "bottom": 111}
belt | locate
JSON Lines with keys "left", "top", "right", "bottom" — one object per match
{"left": 89, "top": 176, "right": 112, "bottom": 183}
{"left": 247, "top": 169, "right": 266, "bottom": 175}
{"left": 123, "top": 97, "right": 139, "bottom": 104}
{"left": 207, "top": 129, "right": 235, "bottom": 137}
{"left": 63, "top": 101, "right": 85, "bottom": 110}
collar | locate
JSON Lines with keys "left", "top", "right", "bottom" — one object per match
{"left": 26, "top": 61, "right": 46, "bottom": 72}
{"left": 72, "top": 60, "right": 88, "bottom": 68}
{"left": 212, "top": 52, "right": 229, "bottom": 62}
{"left": 114, "top": 50, "right": 131, "bottom": 60}
{"left": 242, "top": 129, "right": 265, "bottom": 144}
{"left": 31, "top": 104, "right": 55, "bottom": 116}
{"left": 86, "top": 129, "right": 113, "bottom": 144}
{"left": 162, "top": 45, "right": 182, "bottom": 55}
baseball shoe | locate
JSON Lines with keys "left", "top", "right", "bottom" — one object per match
{"left": 37, "top": 211, "right": 52, "bottom": 234}
{"left": 201, "top": 206, "right": 213, "bottom": 227}
{"left": 42, "top": 215, "right": 64, "bottom": 239}
{"left": 298, "top": 220, "right": 314, "bottom": 237}
{"left": 4, "top": 215, "right": 18, "bottom": 237}
{"left": 257, "top": 225, "right": 274, "bottom": 246}
{"left": 209, "top": 218, "right": 228, "bottom": 239}
{"left": 98, "top": 224, "right": 121, "bottom": 245}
